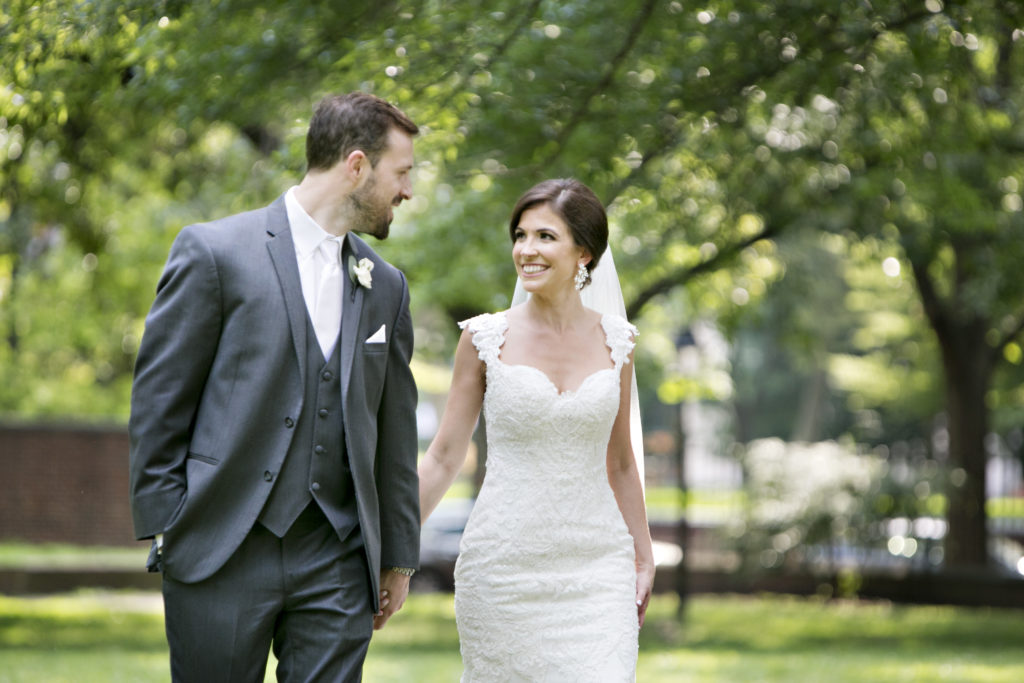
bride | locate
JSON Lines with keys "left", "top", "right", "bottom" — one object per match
{"left": 418, "top": 178, "right": 655, "bottom": 681}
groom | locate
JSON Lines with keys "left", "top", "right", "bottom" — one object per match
{"left": 129, "top": 92, "right": 420, "bottom": 681}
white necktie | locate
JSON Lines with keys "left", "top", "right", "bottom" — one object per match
{"left": 313, "top": 238, "right": 343, "bottom": 359}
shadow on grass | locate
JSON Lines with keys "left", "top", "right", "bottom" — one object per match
{"left": 639, "top": 593, "right": 1024, "bottom": 656}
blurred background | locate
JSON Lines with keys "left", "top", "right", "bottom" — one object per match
{"left": 2, "top": 0, "right": 1024, "bottom": 679}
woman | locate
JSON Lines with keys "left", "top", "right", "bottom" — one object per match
{"left": 418, "top": 178, "right": 655, "bottom": 681}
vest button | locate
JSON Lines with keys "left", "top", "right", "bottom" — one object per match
{"left": 311, "top": 482, "right": 321, "bottom": 492}
{"left": 321, "top": 370, "right": 333, "bottom": 381}
{"left": 263, "top": 470, "right": 274, "bottom": 482}
{"left": 284, "top": 417, "right": 294, "bottom": 428}
{"left": 318, "top": 409, "right": 329, "bottom": 418}
{"left": 315, "top": 445, "right": 325, "bottom": 454}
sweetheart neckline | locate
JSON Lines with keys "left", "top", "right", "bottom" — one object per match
{"left": 490, "top": 310, "right": 622, "bottom": 396}
{"left": 496, "top": 360, "right": 617, "bottom": 397}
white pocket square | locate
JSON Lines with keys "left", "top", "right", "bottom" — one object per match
{"left": 365, "top": 324, "right": 387, "bottom": 344}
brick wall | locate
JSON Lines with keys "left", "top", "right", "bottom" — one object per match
{"left": 0, "top": 422, "right": 137, "bottom": 546}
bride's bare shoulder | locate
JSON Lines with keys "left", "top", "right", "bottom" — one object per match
{"left": 582, "top": 306, "right": 605, "bottom": 325}
{"left": 503, "top": 304, "right": 529, "bottom": 330}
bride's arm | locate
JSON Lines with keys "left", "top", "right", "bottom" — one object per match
{"left": 606, "top": 351, "right": 656, "bottom": 627}
{"left": 418, "top": 328, "right": 486, "bottom": 523}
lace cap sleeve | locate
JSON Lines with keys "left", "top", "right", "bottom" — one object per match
{"left": 458, "top": 311, "right": 509, "bottom": 365}
{"left": 601, "top": 314, "right": 638, "bottom": 370}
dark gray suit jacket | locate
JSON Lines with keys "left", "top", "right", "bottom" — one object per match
{"left": 128, "top": 196, "right": 419, "bottom": 607}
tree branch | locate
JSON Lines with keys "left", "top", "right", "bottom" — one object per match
{"left": 625, "top": 225, "right": 778, "bottom": 319}
{"left": 908, "top": 257, "right": 950, "bottom": 344}
{"left": 408, "top": 0, "right": 543, "bottom": 102}
{"left": 542, "top": 0, "right": 659, "bottom": 167}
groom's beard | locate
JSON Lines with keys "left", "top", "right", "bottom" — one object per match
{"left": 349, "top": 174, "right": 393, "bottom": 240}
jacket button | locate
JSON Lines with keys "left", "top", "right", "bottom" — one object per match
{"left": 318, "top": 409, "right": 328, "bottom": 419}
{"left": 284, "top": 417, "right": 294, "bottom": 428}
{"left": 321, "top": 370, "right": 333, "bottom": 381}
{"left": 314, "top": 445, "right": 325, "bottom": 455}
{"left": 311, "top": 482, "right": 321, "bottom": 492}
{"left": 264, "top": 470, "right": 274, "bottom": 482}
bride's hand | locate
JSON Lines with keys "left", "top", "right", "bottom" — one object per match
{"left": 635, "top": 561, "right": 655, "bottom": 628}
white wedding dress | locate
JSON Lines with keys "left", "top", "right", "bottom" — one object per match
{"left": 454, "top": 310, "right": 639, "bottom": 682}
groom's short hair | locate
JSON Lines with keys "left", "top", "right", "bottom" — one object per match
{"left": 306, "top": 92, "right": 418, "bottom": 171}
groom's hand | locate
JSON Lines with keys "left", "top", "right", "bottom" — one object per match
{"left": 373, "top": 570, "right": 411, "bottom": 630}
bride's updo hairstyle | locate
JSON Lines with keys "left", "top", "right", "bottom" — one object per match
{"left": 508, "top": 178, "right": 608, "bottom": 289}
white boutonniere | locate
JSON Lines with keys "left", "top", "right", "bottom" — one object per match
{"left": 348, "top": 255, "right": 374, "bottom": 290}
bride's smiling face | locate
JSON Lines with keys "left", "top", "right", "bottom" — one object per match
{"left": 513, "top": 203, "right": 588, "bottom": 294}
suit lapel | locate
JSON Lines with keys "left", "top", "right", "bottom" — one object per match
{"left": 340, "top": 237, "right": 365, "bottom": 402}
{"left": 265, "top": 200, "right": 307, "bottom": 382}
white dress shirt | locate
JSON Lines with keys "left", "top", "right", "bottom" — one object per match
{"left": 285, "top": 187, "right": 347, "bottom": 350}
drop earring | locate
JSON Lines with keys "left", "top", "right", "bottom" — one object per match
{"left": 574, "top": 262, "right": 589, "bottom": 290}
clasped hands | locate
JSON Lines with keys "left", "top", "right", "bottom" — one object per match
{"left": 374, "top": 569, "right": 411, "bottom": 630}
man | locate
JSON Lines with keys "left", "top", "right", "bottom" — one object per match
{"left": 129, "top": 92, "right": 420, "bottom": 681}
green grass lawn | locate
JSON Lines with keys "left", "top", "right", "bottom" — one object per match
{"left": 1, "top": 590, "right": 1023, "bottom": 682}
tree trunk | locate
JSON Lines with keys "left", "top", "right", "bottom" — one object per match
{"left": 936, "top": 323, "right": 992, "bottom": 569}
{"left": 910, "top": 255, "right": 995, "bottom": 570}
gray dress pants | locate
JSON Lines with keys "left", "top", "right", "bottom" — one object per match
{"left": 161, "top": 504, "right": 373, "bottom": 682}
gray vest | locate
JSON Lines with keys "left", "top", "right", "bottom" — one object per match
{"left": 258, "top": 316, "right": 359, "bottom": 540}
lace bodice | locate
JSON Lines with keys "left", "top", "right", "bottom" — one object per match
{"left": 453, "top": 310, "right": 639, "bottom": 682}
{"left": 459, "top": 311, "right": 636, "bottom": 508}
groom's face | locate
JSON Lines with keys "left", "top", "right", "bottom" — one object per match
{"left": 350, "top": 127, "right": 414, "bottom": 239}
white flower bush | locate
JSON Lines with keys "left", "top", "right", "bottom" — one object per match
{"left": 739, "top": 438, "right": 884, "bottom": 570}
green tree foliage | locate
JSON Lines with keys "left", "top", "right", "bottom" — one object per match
{"left": 2, "top": 1, "right": 1022, "bottom": 568}
{"left": 726, "top": 2, "right": 1024, "bottom": 568}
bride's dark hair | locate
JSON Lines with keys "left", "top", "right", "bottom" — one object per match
{"left": 508, "top": 178, "right": 608, "bottom": 287}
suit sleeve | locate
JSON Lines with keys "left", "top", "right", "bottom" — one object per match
{"left": 375, "top": 271, "right": 421, "bottom": 569}
{"left": 129, "top": 225, "right": 223, "bottom": 540}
